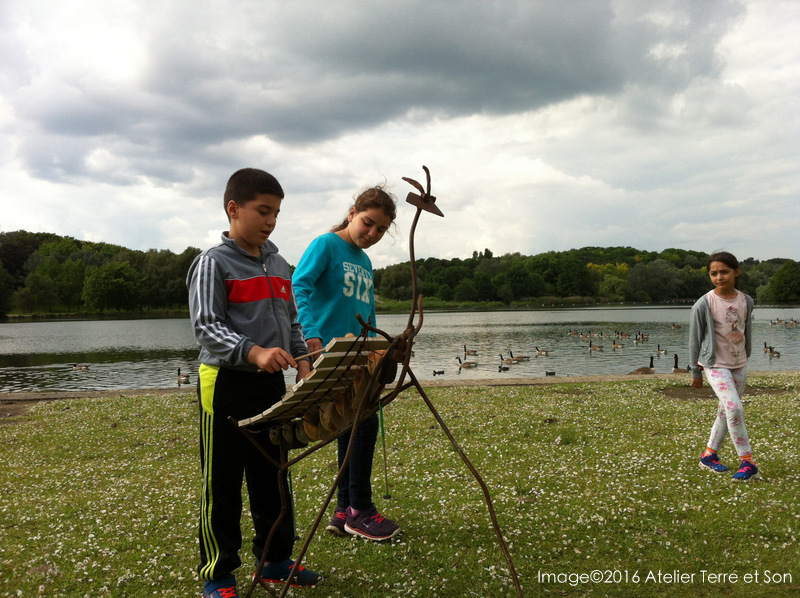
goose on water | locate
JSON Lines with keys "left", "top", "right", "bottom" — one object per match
{"left": 456, "top": 356, "right": 477, "bottom": 368}
{"left": 507, "top": 350, "right": 529, "bottom": 362}
{"left": 498, "top": 353, "right": 516, "bottom": 364}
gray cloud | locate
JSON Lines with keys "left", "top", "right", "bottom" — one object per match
{"left": 0, "top": 0, "right": 797, "bottom": 266}
{"left": 5, "top": 0, "right": 747, "bottom": 183}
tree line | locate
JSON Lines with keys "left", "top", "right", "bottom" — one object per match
{"left": 375, "top": 247, "right": 800, "bottom": 306}
{"left": 0, "top": 231, "right": 200, "bottom": 316}
{"left": 1, "top": 231, "right": 798, "bottom": 318}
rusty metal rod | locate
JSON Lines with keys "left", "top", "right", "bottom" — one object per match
{"left": 406, "top": 371, "right": 524, "bottom": 597}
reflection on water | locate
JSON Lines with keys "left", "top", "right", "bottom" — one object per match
{"left": 0, "top": 319, "right": 199, "bottom": 392}
{"left": 1, "top": 308, "right": 797, "bottom": 393}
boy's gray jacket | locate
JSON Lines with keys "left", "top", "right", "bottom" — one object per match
{"left": 688, "top": 290, "right": 754, "bottom": 379}
{"left": 187, "top": 233, "right": 307, "bottom": 370}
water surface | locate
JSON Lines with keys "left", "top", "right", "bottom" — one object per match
{"left": 1, "top": 307, "right": 797, "bottom": 393}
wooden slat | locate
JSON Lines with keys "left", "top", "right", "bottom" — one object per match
{"left": 312, "top": 352, "right": 368, "bottom": 370}
{"left": 324, "top": 336, "right": 389, "bottom": 353}
{"left": 237, "top": 335, "right": 389, "bottom": 428}
{"left": 287, "top": 373, "right": 355, "bottom": 396}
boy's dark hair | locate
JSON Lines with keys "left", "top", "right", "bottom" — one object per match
{"left": 224, "top": 168, "right": 284, "bottom": 215}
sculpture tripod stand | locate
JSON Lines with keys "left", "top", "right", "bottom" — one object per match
{"left": 232, "top": 167, "right": 522, "bottom": 597}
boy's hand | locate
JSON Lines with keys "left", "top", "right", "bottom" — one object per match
{"left": 248, "top": 346, "right": 296, "bottom": 373}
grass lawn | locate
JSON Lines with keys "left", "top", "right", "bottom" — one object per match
{"left": 1, "top": 373, "right": 798, "bottom": 597}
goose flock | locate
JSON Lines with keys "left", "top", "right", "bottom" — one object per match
{"left": 425, "top": 321, "right": 789, "bottom": 379}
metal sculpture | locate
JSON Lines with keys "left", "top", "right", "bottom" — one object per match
{"left": 232, "top": 167, "right": 522, "bottom": 597}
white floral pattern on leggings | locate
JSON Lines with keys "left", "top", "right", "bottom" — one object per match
{"left": 705, "top": 366, "right": 752, "bottom": 456}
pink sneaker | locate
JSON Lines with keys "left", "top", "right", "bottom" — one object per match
{"left": 732, "top": 460, "right": 761, "bottom": 482}
{"left": 326, "top": 507, "right": 348, "bottom": 536}
{"left": 344, "top": 506, "right": 401, "bottom": 541}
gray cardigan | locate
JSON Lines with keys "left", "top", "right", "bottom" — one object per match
{"left": 688, "top": 290, "right": 754, "bottom": 379}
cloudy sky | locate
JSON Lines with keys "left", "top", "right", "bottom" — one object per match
{"left": 1, "top": 0, "right": 798, "bottom": 269}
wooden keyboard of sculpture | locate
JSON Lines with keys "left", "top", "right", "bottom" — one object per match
{"left": 237, "top": 335, "right": 391, "bottom": 446}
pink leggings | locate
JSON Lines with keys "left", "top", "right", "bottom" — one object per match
{"left": 705, "top": 367, "right": 752, "bottom": 458}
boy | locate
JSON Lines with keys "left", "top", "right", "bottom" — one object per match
{"left": 187, "top": 168, "right": 321, "bottom": 597}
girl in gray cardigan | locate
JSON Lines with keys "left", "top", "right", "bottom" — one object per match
{"left": 690, "top": 251, "right": 760, "bottom": 481}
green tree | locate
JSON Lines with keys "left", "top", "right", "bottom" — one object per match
{"left": 55, "top": 259, "right": 86, "bottom": 311}
{"left": 430, "top": 263, "right": 470, "bottom": 290}
{"left": 453, "top": 278, "right": 478, "bottom": 302}
{"left": 37, "top": 238, "right": 80, "bottom": 261}
{"left": 490, "top": 273, "right": 514, "bottom": 305}
{"left": 676, "top": 266, "right": 710, "bottom": 300}
{"left": 379, "top": 263, "right": 413, "bottom": 301}
{"left": 588, "top": 262, "right": 629, "bottom": 300}
{"left": 473, "top": 271, "right": 495, "bottom": 302}
{"left": 765, "top": 260, "right": 800, "bottom": 303}
{"left": 528, "top": 252, "right": 562, "bottom": 296}
{"left": 474, "top": 254, "right": 503, "bottom": 279}
{"left": 0, "top": 230, "right": 60, "bottom": 285}
{"left": 742, "top": 259, "right": 783, "bottom": 297}
{"left": 557, "top": 256, "right": 594, "bottom": 297}
{"left": 626, "top": 260, "right": 680, "bottom": 302}
{"left": 0, "top": 261, "right": 13, "bottom": 317}
{"left": 505, "top": 259, "right": 532, "bottom": 298}
{"left": 16, "top": 271, "right": 57, "bottom": 313}
{"left": 599, "top": 274, "right": 626, "bottom": 302}
{"left": 141, "top": 249, "right": 187, "bottom": 309}
{"left": 437, "top": 283, "right": 454, "bottom": 301}
{"left": 419, "top": 280, "right": 439, "bottom": 299}
{"left": 82, "top": 262, "right": 142, "bottom": 311}
{"left": 22, "top": 239, "right": 87, "bottom": 312}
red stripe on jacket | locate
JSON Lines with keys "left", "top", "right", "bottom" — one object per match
{"left": 226, "top": 276, "right": 292, "bottom": 303}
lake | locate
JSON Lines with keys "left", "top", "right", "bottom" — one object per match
{"left": 1, "top": 307, "right": 797, "bottom": 393}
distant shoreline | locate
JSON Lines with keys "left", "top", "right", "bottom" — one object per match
{"left": 2, "top": 302, "right": 797, "bottom": 325}
{"left": 3, "top": 369, "right": 797, "bottom": 404}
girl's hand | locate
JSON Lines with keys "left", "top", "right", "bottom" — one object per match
{"left": 295, "top": 358, "right": 311, "bottom": 383}
{"left": 306, "top": 338, "right": 323, "bottom": 354}
{"left": 690, "top": 377, "right": 704, "bottom": 389}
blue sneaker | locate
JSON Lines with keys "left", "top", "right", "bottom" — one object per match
{"left": 202, "top": 577, "right": 238, "bottom": 598}
{"left": 699, "top": 452, "right": 728, "bottom": 473}
{"left": 732, "top": 460, "right": 761, "bottom": 482}
{"left": 258, "top": 558, "right": 321, "bottom": 587}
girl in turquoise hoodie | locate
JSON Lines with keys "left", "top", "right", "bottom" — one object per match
{"left": 293, "top": 185, "right": 402, "bottom": 541}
